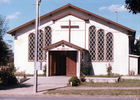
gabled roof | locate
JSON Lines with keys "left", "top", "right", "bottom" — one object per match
{"left": 7, "top": 3, "right": 136, "bottom": 35}
{"left": 43, "top": 40, "right": 88, "bottom": 51}
{"left": 52, "top": 11, "right": 89, "bottom": 21}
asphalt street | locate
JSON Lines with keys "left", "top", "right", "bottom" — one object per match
{"left": 0, "top": 96, "right": 139, "bottom": 100}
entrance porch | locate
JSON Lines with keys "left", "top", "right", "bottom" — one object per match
{"left": 43, "top": 40, "right": 88, "bottom": 78}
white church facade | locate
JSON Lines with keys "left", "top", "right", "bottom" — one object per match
{"left": 7, "top": 4, "right": 139, "bottom": 77}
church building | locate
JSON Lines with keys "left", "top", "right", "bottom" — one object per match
{"left": 7, "top": 4, "right": 139, "bottom": 78}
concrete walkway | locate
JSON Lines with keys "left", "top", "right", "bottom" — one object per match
{"left": 0, "top": 76, "right": 70, "bottom": 95}
{"left": 0, "top": 76, "right": 140, "bottom": 96}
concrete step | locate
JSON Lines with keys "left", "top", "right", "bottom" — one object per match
{"left": 85, "top": 77, "right": 119, "bottom": 83}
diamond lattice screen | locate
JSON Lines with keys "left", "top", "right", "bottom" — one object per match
{"left": 37, "top": 30, "right": 43, "bottom": 61}
{"left": 29, "top": 33, "right": 35, "bottom": 61}
{"left": 106, "top": 33, "right": 113, "bottom": 61}
{"left": 45, "top": 26, "right": 51, "bottom": 46}
{"left": 89, "top": 26, "right": 96, "bottom": 61}
{"left": 45, "top": 26, "right": 51, "bottom": 60}
{"left": 98, "top": 29, "right": 104, "bottom": 61}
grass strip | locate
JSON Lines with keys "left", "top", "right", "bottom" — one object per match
{"left": 79, "top": 79, "right": 140, "bottom": 87}
{"left": 44, "top": 89, "right": 140, "bottom": 96}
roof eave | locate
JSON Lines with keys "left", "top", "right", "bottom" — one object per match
{"left": 43, "top": 40, "right": 88, "bottom": 51}
{"left": 7, "top": 3, "right": 136, "bottom": 34}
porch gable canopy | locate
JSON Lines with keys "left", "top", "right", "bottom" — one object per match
{"left": 43, "top": 40, "right": 88, "bottom": 51}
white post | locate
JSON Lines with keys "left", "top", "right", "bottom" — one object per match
{"left": 46, "top": 51, "right": 49, "bottom": 77}
{"left": 115, "top": 12, "right": 117, "bottom": 23}
{"left": 77, "top": 51, "right": 81, "bottom": 79}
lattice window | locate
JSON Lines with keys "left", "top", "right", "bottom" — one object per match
{"left": 37, "top": 30, "right": 43, "bottom": 61}
{"left": 98, "top": 29, "right": 104, "bottom": 61}
{"left": 44, "top": 26, "right": 51, "bottom": 60}
{"left": 89, "top": 26, "right": 96, "bottom": 61}
{"left": 45, "top": 26, "right": 51, "bottom": 46}
{"left": 106, "top": 33, "right": 113, "bottom": 61}
{"left": 28, "top": 33, "right": 35, "bottom": 61}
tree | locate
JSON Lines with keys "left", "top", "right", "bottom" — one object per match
{"left": 136, "top": 40, "right": 140, "bottom": 55}
{"left": 0, "top": 15, "right": 13, "bottom": 66}
{"left": 125, "top": 0, "right": 140, "bottom": 14}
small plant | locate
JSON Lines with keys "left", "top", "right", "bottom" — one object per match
{"left": 23, "top": 71, "right": 26, "bottom": 78}
{"left": 43, "top": 64, "right": 46, "bottom": 76}
{"left": 81, "top": 61, "right": 91, "bottom": 75}
{"left": 106, "top": 63, "right": 112, "bottom": 76}
{"left": 129, "top": 70, "right": 135, "bottom": 76}
{"left": 69, "top": 76, "right": 80, "bottom": 86}
{"left": 117, "top": 75, "right": 122, "bottom": 83}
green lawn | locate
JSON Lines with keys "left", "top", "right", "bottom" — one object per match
{"left": 43, "top": 79, "right": 140, "bottom": 96}
{"left": 44, "top": 89, "right": 140, "bottom": 96}
{"left": 79, "top": 79, "right": 140, "bottom": 87}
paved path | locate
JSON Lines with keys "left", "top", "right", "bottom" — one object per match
{"left": 0, "top": 76, "right": 70, "bottom": 95}
{"left": 0, "top": 76, "right": 140, "bottom": 96}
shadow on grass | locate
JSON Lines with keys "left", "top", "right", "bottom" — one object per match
{"left": 0, "top": 78, "right": 33, "bottom": 90}
{"left": 38, "top": 86, "right": 68, "bottom": 93}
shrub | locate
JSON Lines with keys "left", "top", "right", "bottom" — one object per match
{"left": 80, "top": 77, "right": 86, "bottom": 82}
{"left": 129, "top": 70, "right": 135, "bottom": 76}
{"left": 43, "top": 64, "right": 46, "bottom": 76}
{"left": 81, "top": 62, "right": 91, "bottom": 75}
{"left": 8, "top": 62, "right": 16, "bottom": 73}
{"left": 69, "top": 76, "right": 80, "bottom": 86}
{"left": 0, "top": 66, "right": 18, "bottom": 85}
{"left": 106, "top": 63, "right": 112, "bottom": 76}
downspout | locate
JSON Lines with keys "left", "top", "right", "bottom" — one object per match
{"left": 128, "top": 35, "right": 130, "bottom": 75}
{"left": 85, "top": 21, "right": 86, "bottom": 49}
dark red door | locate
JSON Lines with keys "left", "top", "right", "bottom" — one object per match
{"left": 66, "top": 51, "right": 77, "bottom": 76}
{"left": 49, "top": 52, "right": 56, "bottom": 76}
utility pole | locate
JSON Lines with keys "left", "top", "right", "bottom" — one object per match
{"left": 33, "top": 0, "right": 41, "bottom": 93}
{"left": 115, "top": 11, "right": 118, "bottom": 23}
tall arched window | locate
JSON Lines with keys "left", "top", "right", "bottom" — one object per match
{"left": 106, "top": 33, "right": 113, "bottom": 61}
{"left": 98, "top": 29, "right": 104, "bottom": 61}
{"left": 37, "top": 30, "right": 43, "bottom": 61}
{"left": 44, "top": 26, "right": 51, "bottom": 60}
{"left": 45, "top": 26, "right": 51, "bottom": 46}
{"left": 89, "top": 26, "right": 96, "bottom": 61}
{"left": 28, "top": 33, "right": 35, "bottom": 61}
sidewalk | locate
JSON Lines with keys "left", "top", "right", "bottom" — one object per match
{"left": 0, "top": 76, "right": 140, "bottom": 96}
{"left": 0, "top": 76, "right": 70, "bottom": 95}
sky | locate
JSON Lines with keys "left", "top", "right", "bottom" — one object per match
{"left": 0, "top": 0, "right": 140, "bottom": 51}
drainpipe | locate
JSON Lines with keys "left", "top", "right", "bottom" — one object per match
{"left": 128, "top": 35, "right": 130, "bottom": 75}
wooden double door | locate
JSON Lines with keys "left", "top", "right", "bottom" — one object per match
{"left": 49, "top": 51, "right": 77, "bottom": 76}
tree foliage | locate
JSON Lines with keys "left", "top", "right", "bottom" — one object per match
{"left": 136, "top": 40, "right": 140, "bottom": 55}
{"left": 125, "top": 0, "right": 140, "bottom": 14}
{"left": 0, "top": 15, "right": 13, "bottom": 66}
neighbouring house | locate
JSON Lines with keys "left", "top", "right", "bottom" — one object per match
{"left": 7, "top": 4, "right": 139, "bottom": 78}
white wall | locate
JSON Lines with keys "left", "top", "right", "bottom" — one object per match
{"left": 51, "top": 15, "right": 85, "bottom": 48}
{"left": 129, "top": 55, "right": 139, "bottom": 75}
{"left": 86, "top": 18, "right": 129, "bottom": 75}
{"left": 13, "top": 7, "right": 133, "bottom": 75}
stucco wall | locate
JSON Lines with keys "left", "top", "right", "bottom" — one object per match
{"left": 13, "top": 7, "right": 133, "bottom": 75}
{"left": 129, "top": 55, "right": 139, "bottom": 75}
